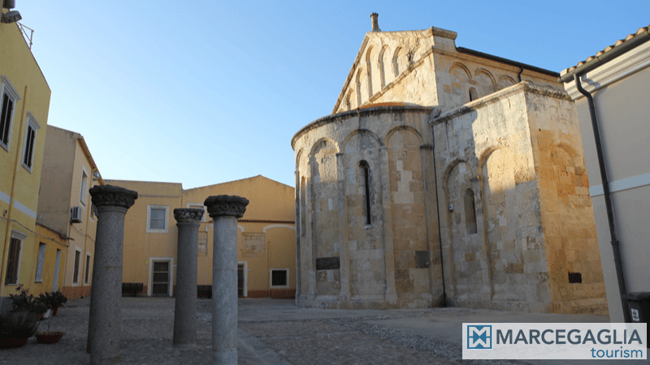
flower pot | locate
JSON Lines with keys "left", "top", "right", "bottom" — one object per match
{"left": 35, "top": 331, "right": 65, "bottom": 344}
{"left": 0, "top": 337, "right": 29, "bottom": 349}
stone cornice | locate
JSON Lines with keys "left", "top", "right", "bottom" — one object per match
{"left": 89, "top": 185, "right": 138, "bottom": 209}
{"left": 432, "top": 47, "right": 559, "bottom": 81}
{"left": 173, "top": 208, "right": 204, "bottom": 223}
{"left": 292, "top": 105, "right": 434, "bottom": 150}
{"left": 204, "top": 195, "right": 249, "bottom": 219}
{"left": 430, "top": 81, "right": 571, "bottom": 125}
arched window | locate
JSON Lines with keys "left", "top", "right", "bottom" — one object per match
{"left": 393, "top": 48, "right": 401, "bottom": 78}
{"left": 469, "top": 87, "right": 479, "bottom": 102}
{"left": 464, "top": 189, "right": 477, "bottom": 234}
{"left": 359, "top": 161, "right": 372, "bottom": 225}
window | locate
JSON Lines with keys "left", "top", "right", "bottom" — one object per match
{"left": 80, "top": 168, "right": 89, "bottom": 205}
{"left": 0, "top": 76, "right": 21, "bottom": 151}
{"left": 270, "top": 269, "right": 289, "bottom": 288}
{"left": 464, "top": 189, "right": 477, "bottom": 234}
{"left": 35, "top": 242, "right": 46, "bottom": 282}
{"left": 146, "top": 205, "right": 168, "bottom": 233}
{"left": 90, "top": 200, "right": 96, "bottom": 220}
{"left": 359, "top": 160, "right": 372, "bottom": 225}
{"left": 4, "top": 231, "right": 25, "bottom": 285}
{"left": 73, "top": 249, "right": 81, "bottom": 284}
{"left": 21, "top": 113, "right": 40, "bottom": 172}
{"left": 469, "top": 87, "right": 479, "bottom": 102}
{"left": 84, "top": 253, "right": 91, "bottom": 284}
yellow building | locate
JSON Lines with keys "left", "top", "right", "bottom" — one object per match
{"left": 0, "top": 11, "right": 52, "bottom": 311}
{"left": 108, "top": 175, "right": 297, "bottom": 299}
{"left": 36, "top": 126, "right": 104, "bottom": 299}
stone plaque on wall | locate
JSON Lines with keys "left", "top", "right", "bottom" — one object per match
{"left": 198, "top": 231, "right": 208, "bottom": 256}
{"left": 242, "top": 232, "right": 265, "bottom": 258}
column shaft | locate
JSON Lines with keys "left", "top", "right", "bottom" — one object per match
{"left": 204, "top": 194, "right": 248, "bottom": 365}
{"left": 173, "top": 208, "right": 203, "bottom": 348}
{"left": 87, "top": 185, "right": 137, "bottom": 365}
{"left": 212, "top": 216, "right": 238, "bottom": 363}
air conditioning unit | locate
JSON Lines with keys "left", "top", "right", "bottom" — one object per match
{"left": 70, "top": 206, "right": 82, "bottom": 223}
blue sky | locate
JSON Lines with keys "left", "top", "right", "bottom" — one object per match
{"left": 16, "top": 1, "right": 647, "bottom": 188}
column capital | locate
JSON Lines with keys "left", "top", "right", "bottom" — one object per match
{"left": 174, "top": 208, "right": 204, "bottom": 223}
{"left": 89, "top": 185, "right": 137, "bottom": 209}
{"left": 204, "top": 195, "right": 249, "bottom": 219}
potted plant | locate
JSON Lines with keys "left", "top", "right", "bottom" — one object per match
{"left": 35, "top": 321, "right": 65, "bottom": 344}
{"left": 37, "top": 291, "right": 67, "bottom": 316}
{"left": 0, "top": 286, "right": 43, "bottom": 349}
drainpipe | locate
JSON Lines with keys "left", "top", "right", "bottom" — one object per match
{"left": 517, "top": 65, "right": 524, "bottom": 82}
{"left": 574, "top": 74, "right": 630, "bottom": 322}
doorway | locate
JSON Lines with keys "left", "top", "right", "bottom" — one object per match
{"left": 147, "top": 257, "right": 174, "bottom": 296}
{"left": 152, "top": 261, "right": 170, "bottom": 296}
{"left": 237, "top": 261, "right": 247, "bottom": 297}
{"left": 238, "top": 264, "right": 244, "bottom": 297}
{"left": 52, "top": 249, "right": 61, "bottom": 292}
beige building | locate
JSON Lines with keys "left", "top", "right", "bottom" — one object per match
{"left": 560, "top": 24, "right": 650, "bottom": 322}
{"left": 37, "top": 126, "right": 104, "bottom": 299}
{"left": 108, "top": 175, "right": 296, "bottom": 299}
{"left": 292, "top": 15, "right": 608, "bottom": 313}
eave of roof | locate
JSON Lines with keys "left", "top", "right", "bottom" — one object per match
{"left": 559, "top": 25, "right": 650, "bottom": 83}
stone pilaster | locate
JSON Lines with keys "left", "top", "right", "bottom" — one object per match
{"left": 87, "top": 185, "right": 137, "bottom": 365}
{"left": 305, "top": 158, "right": 316, "bottom": 301}
{"left": 379, "top": 146, "right": 398, "bottom": 305}
{"left": 173, "top": 208, "right": 204, "bottom": 348}
{"left": 336, "top": 152, "right": 351, "bottom": 301}
{"left": 420, "top": 144, "right": 443, "bottom": 304}
{"left": 204, "top": 195, "right": 249, "bottom": 365}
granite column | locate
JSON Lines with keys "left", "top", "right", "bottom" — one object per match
{"left": 87, "top": 185, "right": 138, "bottom": 365}
{"left": 173, "top": 208, "right": 204, "bottom": 348}
{"left": 204, "top": 195, "right": 249, "bottom": 365}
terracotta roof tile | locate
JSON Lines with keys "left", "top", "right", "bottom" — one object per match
{"left": 566, "top": 24, "right": 650, "bottom": 72}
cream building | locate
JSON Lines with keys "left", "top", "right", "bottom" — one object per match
{"left": 292, "top": 14, "right": 608, "bottom": 314}
{"left": 0, "top": 8, "right": 52, "bottom": 311}
{"left": 109, "top": 175, "right": 296, "bottom": 299}
{"left": 37, "top": 126, "right": 104, "bottom": 299}
{"left": 560, "top": 24, "right": 650, "bottom": 322}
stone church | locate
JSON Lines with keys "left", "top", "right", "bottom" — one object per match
{"left": 292, "top": 14, "right": 608, "bottom": 314}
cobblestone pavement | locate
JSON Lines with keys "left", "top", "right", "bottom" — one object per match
{"left": 0, "top": 297, "right": 642, "bottom": 365}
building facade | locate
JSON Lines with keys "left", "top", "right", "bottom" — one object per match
{"left": 560, "top": 24, "right": 650, "bottom": 321}
{"left": 292, "top": 15, "right": 608, "bottom": 314}
{"left": 0, "top": 12, "right": 52, "bottom": 311}
{"left": 37, "top": 126, "right": 104, "bottom": 299}
{"left": 109, "top": 175, "right": 296, "bottom": 299}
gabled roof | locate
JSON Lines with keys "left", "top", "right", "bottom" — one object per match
{"left": 332, "top": 28, "right": 444, "bottom": 114}
{"left": 183, "top": 174, "right": 293, "bottom": 192}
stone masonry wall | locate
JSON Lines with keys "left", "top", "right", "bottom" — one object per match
{"left": 293, "top": 107, "right": 440, "bottom": 309}
{"left": 525, "top": 90, "right": 608, "bottom": 315}
{"left": 431, "top": 82, "right": 607, "bottom": 314}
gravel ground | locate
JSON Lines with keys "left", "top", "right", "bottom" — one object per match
{"left": 0, "top": 297, "right": 625, "bottom": 365}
